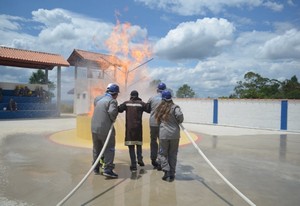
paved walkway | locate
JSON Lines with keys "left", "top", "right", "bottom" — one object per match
{"left": 0, "top": 115, "right": 300, "bottom": 206}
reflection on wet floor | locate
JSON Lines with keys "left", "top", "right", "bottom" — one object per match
{"left": 212, "top": 135, "right": 218, "bottom": 149}
{"left": 208, "top": 133, "right": 292, "bottom": 163}
{"left": 279, "top": 134, "right": 287, "bottom": 161}
{"left": 1, "top": 129, "right": 300, "bottom": 206}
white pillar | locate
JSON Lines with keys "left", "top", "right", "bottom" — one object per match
{"left": 57, "top": 66, "right": 61, "bottom": 116}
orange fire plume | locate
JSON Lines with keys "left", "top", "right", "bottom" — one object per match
{"left": 104, "top": 12, "right": 152, "bottom": 88}
{"left": 88, "top": 12, "right": 152, "bottom": 116}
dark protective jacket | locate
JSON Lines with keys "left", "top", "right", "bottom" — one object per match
{"left": 118, "top": 97, "right": 148, "bottom": 146}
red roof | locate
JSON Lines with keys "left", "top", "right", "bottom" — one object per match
{"left": 67, "top": 49, "right": 124, "bottom": 69}
{"left": 0, "top": 46, "right": 70, "bottom": 70}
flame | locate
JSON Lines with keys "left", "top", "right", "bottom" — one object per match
{"left": 104, "top": 14, "right": 152, "bottom": 88}
{"left": 88, "top": 13, "right": 152, "bottom": 116}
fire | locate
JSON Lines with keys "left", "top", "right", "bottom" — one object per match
{"left": 104, "top": 14, "right": 152, "bottom": 88}
{"left": 88, "top": 13, "right": 152, "bottom": 116}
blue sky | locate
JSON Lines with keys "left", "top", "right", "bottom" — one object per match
{"left": 1, "top": 0, "right": 300, "bottom": 100}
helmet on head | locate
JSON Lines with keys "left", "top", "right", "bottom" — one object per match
{"left": 107, "top": 84, "right": 120, "bottom": 94}
{"left": 162, "top": 90, "right": 172, "bottom": 101}
{"left": 105, "top": 83, "right": 113, "bottom": 93}
{"left": 106, "top": 83, "right": 113, "bottom": 89}
{"left": 157, "top": 82, "right": 166, "bottom": 91}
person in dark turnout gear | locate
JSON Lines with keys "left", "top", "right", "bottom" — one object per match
{"left": 118, "top": 90, "right": 149, "bottom": 171}
{"left": 146, "top": 82, "right": 166, "bottom": 169}
{"left": 91, "top": 83, "right": 119, "bottom": 178}
{"left": 155, "top": 90, "right": 184, "bottom": 181}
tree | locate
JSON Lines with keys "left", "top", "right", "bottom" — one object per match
{"left": 29, "top": 69, "right": 56, "bottom": 99}
{"left": 176, "top": 84, "right": 195, "bottom": 98}
{"left": 281, "top": 75, "right": 300, "bottom": 99}
{"left": 233, "top": 72, "right": 271, "bottom": 98}
{"left": 29, "top": 69, "right": 47, "bottom": 84}
{"left": 231, "top": 71, "right": 300, "bottom": 99}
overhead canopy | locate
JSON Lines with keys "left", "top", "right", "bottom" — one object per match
{"left": 0, "top": 46, "right": 70, "bottom": 116}
{"left": 0, "top": 46, "right": 70, "bottom": 70}
{"left": 67, "top": 49, "right": 124, "bottom": 69}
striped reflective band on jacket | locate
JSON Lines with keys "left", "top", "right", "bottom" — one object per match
{"left": 126, "top": 103, "right": 143, "bottom": 107}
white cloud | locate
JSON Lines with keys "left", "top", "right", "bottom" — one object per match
{"left": 153, "top": 18, "right": 235, "bottom": 60}
{"left": 29, "top": 9, "right": 115, "bottom": 56}
{"left": 287, "top": 0, "right": 295, "bottom": 6}
{"left": 149, "top": 60, "right": 240, "bottom": 98}
{"left": 273, "top": 22, "right": 296, "bottom": 33}
{"left": 150, "top": 23, "right": 300, "bottom": 98}
{"left": 0, "top": 15, "right": 24, "bottom": 30}
{"left": 0, "top": 8, "right": 151, "bottom": 100}
{"left": 149, "top": 49, "right": 300, "bottom": 98}
{"left": 1, "top": 6, "right": 299, "bottom": 99}
{"left": 263, "top": 1, "right": 284, "bottom": 12}
{"left": 32, "top": 9, "right": 73, "bottom": 27}
{"left": 259, "top": 29, "right": 300, "bottom": 59}
{"left": 135, "top": 0, "right": 280, "bottom": 15}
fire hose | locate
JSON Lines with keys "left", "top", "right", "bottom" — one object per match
{"left": 56, "top": 123, "right": 115, "bottom": 206}
{"left": 180, "top": 124, "right": 256, "bottom": 206}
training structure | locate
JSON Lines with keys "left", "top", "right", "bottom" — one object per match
{"left": 67, "top": 49, "right": 124, "bottom": 115}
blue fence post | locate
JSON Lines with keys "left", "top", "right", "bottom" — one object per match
{"left": 280, "top": 100, "right": 288, "bottom": 130}
{"left": 213, "top": 99, "right": 218, "bottom": 124}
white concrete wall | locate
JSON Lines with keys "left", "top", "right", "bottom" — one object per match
{"left": 218, "top": 99, "right": 281, "bottom": 130}
{"left": 175, "top": 99, "right": 213, "bottom": 124}
{"left": 74, "top": 79, "right": 89, "bottom": 114}
{"left": 174, "top": 98, "right": 300, "bottom": 132}
{"left": 74, "top": 92, "right": 300, "bottom": 131}
{"left": 288, "top": 100, "right": 300, "bottom": 131}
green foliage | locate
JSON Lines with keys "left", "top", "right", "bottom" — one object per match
{"left": 231, "top": 72, "right": 300, "bottom": 99}
{"left": 29, "top": 69, "right": 56, "bottom": 98}
{"left": 29, "top": 69, "right": 47, "bottom": 84}
{"left": 281, "top": 75, "right": 300, "bottom": 99}
{"left": 176, "top": 84, "right": 196, "bottom": 98}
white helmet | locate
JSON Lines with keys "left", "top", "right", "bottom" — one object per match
{"left": 107, "top": 83, "right": 113, "bottom": 89}
{"left": 105, "top": 83, "right": 113, "bottom": 93}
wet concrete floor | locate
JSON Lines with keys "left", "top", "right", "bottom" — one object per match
{"left": 0, "top": 117, "right": 300, "bottom": 206}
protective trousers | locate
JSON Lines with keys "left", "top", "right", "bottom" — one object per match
{"left": 150, "top": 126, "right": 159, "bottom": 161}
{"left": 92, "top": 132, "right": 116, "bottom": 170}
{"left": 159, "top": 138, "right": 179, "bottom": 176}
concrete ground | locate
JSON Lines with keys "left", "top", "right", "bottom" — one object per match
{"left": 0, "top": 115, "right": 300, "bottom": 206}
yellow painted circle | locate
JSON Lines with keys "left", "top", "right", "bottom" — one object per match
{"left": 49, "top": 115, "right": 198, "bottom": 149}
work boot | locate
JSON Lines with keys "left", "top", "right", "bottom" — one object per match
{"left": 93, "top": 167, "right": 100, "bottom": 175}
{"left": 130, "top": 165, "right": 137, "bottom": 172}
{"left": 138, "top": 160, "right": 145, "bottom": 167}
{"left": 151, "top": 160, "right": 158, "bottom": 169}
{"left": 156, "top": 164, "right": 162, "bottom": 171}
{"left": 169, "top": 175, "right": 175, "bottom": 182}
{"left": 162, "top": 171, "right": 170, "bottom": 181}
{"left": 103, "top": 169, "right": 118, "bottom": 178}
